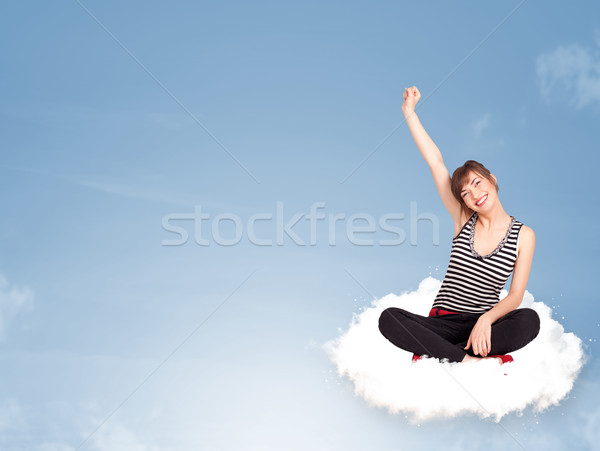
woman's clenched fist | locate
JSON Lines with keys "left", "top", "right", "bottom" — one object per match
{"left": 402, "top": 86, "right": 421, "bottom": 115}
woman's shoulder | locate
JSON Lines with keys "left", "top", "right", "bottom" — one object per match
{"left": 453, "top": 208, "right": 476, "bottom": 239}
{"left": 516, "top": 224, "right": 535, "bottom": 258}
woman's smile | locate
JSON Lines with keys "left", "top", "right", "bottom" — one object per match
{"left": 475, "top": 194, "right": 488, "bottom": 207}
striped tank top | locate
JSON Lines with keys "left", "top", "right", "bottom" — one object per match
{"left": 431, "top": 211, "right": 524, "bottom": 314}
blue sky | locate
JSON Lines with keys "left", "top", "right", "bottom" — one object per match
{"left": 0, "top": 1, "right": 599, "bottom": 449}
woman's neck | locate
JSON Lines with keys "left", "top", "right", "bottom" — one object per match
{"left": 476, "top": 206, "right": 511, "bottom": 232}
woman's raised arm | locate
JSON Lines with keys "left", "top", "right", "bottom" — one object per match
{"left": 402, "top": 86, "right": 462, "bottom": 223}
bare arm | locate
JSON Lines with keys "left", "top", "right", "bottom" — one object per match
{"left": 402, "top": 91, "right": 443, "bottom": 167}
{"left": 483, "top": 226, "right": 536, "bottom": 324}
{"left": 402, "top": 86, "right": 462, "bottom": 222}
{"left": 465, "top": 226, "right": 536, "bottom": 357}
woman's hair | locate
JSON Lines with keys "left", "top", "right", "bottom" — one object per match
{"left": 451, "top": 160, "right": 499, "bottom": 219}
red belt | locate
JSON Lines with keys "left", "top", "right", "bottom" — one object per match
{"left": 428, "top": 307, "right": 460, "bottom": 316}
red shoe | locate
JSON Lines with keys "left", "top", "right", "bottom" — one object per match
{"left": 412, "top": 353, "right": 513, "bottom": 370}
{"left": 488, "top": 354, "right": 514, "bottom": 365}
{"left": 488, "top": 354, "right": 513, "bottom": 375}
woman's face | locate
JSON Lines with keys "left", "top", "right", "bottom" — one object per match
{"left": 460, "top": 171, "right": 497, "bottom": 211}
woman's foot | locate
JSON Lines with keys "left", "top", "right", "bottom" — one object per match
{"left": 462, "top": 354, "right": 505, "bottom": 364}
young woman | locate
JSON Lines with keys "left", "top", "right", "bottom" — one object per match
{"left": 378, "top": 86, "right": 540, "bottom": 365}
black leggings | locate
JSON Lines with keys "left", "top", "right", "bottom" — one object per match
{"left": 378, "top": 307, "right": 541, "bottom": 363}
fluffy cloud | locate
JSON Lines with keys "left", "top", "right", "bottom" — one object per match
{"left": 323, "top": 277, "right": 587, "bottom": 423}
{"left": 472, "top": 112, "right": 492, "bottom": 137}
{"left": 536, "top": 32, "right": 600, "bottom": 110}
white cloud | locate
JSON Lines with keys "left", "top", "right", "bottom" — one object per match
{"left": 580, "top": 406, "right": 600, "bottom": 448}
{"left": 536, "top": 34, "right": 600, "bottom": 110}
{"left": 0, "top": 398, "right": 26, "bottom": 433}
{"left": 472, "top": 112, "right": 492, "bottom": 137}
{"left": 0, "top": 273, "right": 34, "bottom": 338}
{"left": 85, "top": 421, "right": 163, "bottom": 451}
{"left": 0, "top": 105, "right": 194, "bottom": 131}
{"left": 0, "top": 164, "right": 251, "bottom": 211}
{"left": 67, "top": 174, "right": 194, "bottom": 207}
{"left": 323, "top": 277, "right": 587, "bottom": 423}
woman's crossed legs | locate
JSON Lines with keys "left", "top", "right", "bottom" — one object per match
{"left": 378, "top": 307, "right": 540, "bottom": 363}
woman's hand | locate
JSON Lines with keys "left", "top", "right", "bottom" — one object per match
{"left": 402, "top": 86, "right": 421, "bottom": 115}
{"left": 464, "top": 315, "right": 493, "bottom": 357}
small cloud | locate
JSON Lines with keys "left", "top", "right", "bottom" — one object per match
{"left": 304, "top": 338, "right": 320, "bottom": 351}
{"left": 536, "top": 32, "right": 600, "bottom": 110}
{"left": 0, "top": 165, "right": 194, "bottom": 207}
{"left": 580, "top": 404, "right": 600, "bottom": 448}
{"left": 472, "top": 112, "right": 492, "bottom": 137}
{"left": 68, "top": 174, "right": 193, "bottom": 207}
{"left": 0, "top": 273, "right": 34, "bottom": 339}
{"left": 87, "top": 421, "right": 157, "bottom": 451}
{"left": 0, "top": 398, "right": 26, "bottom": 432}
